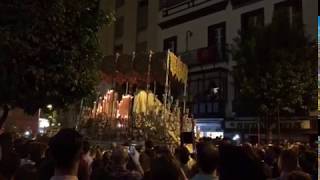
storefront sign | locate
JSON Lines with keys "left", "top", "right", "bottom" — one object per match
{"left": 225, "top": 120, "right": 311, "bottom": 130}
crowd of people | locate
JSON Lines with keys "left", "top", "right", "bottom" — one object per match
{"left": 0, "top": 128, "right": 317, "bottom": 180}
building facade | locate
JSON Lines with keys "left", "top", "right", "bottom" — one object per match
{"left": 100, "top": 0, "right": 318, "bottom": 140}
{"left": 99, "top": 0, "right": 161, "bottom": 55}
{"left": 158, "top": 0, "right": 317, "bottom": 140}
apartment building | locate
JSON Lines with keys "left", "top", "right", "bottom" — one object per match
{"left": 100, "top": 0, "right": 317, "bottom": 139}
{"left": 158, "top": 0, "right": 317, "bottom": 139}
{"left": 99, "top": 0, "right": 161, "bottom": 55}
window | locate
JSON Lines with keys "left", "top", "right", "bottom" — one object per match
{"left": 163, "top": 36, "right": 177, "bottom": 53}
{"left": 136, "top": 41, "right": 147, "bottom": 53}
{"left": 137, "top": 0, "right": 148, "bottom": 31}
{"left": 115, "top": 16, "right": 124, "bottom": 38}
{"left": 188, "top": 69, "right": 228, "bottom": 117}
{"left": 273, "top": 0, "right": 302, "bottom": 25}
{"left": 114, "top": 44, "right": 123, "bottom": 54}
{"left": 208, "top": 22, "right": 226, "bottom": 62}
{"left": 241, "top": 8, "right": 264, "bottom": 32}
{"left": 115, "top": 0, "right": 125, "bottom": 9}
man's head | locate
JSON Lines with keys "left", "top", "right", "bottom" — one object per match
{"left": 111, "top": 146, "right": 129, "bottom": 166}
{"left": 49, "top": 128, "right": 83, "bottom": 171}
{"left": 278, "top": 149, "right": 298, "bottom": 173}
{"left": 196, "top": 142, "right": 219, "bottom": 175}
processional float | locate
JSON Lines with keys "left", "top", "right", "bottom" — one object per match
{"left": 79, "top": 50, "right": 194, "bottom": 145}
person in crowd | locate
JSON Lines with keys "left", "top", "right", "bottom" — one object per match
{"left": 104, "top": 150, "right": 114, "bottom": 175}
{"left": 274, "top": 149, "right": 299, "bottom": 180}
{"left": 272, "top": 146, "right": 282, "bottom": 178}
{"left": 149, "top": 147, "right": 186, "bottom": 180}
{"left": 108, "top": 145, "right": 142, "bottom": 180}
{"left": 139, "top": 140, "right": 155, "bottom": 179}
{"left": 29, "top": 142, "right": 47, "bottom": 168}
{"left": 15, "top": 140, "right": 35, "bottom": 167}
{"left": 218, "top": 144, "right": 266, "bottom": 180}
{"left": 78, "top": 140, "right": 92, "bottom": 180}
{"left": 175, "top": 146, "right": 192, "bottom": 178}
{"left": 38, "top": 148, "right": 55, "bottom": 180}
{"left": 90, "top": 152, "right": 106, "bottom": 180}
{"left": 255, "top": 147, "right": 272, "bottom": 178}
{"left": 191, "top": 142, "right": 219, "bottom": 180}
{"left": 14, "top": 138, "right": 27, "bottom": 160}
{"left": 287, "top": 171, "right": 312, "bottom": 180}
{"left": 49, "top": 128, "right": 84, "bottom": 180}
{"left": 92, "top": 146, "right": 102, "bottom": 162}
{"left": 12, "top": 164, "right": 38, "bottom": 180}
{"left": 298, "top": 150, "right": 317, "bottom": 180}
{"left": 0, "top": 132, "right": 19, "bottom": 180}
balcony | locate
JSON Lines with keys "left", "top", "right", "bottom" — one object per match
{"left": 179, "top": 46, "right": 228, "bottom": 67}
{"left": 162, "top": 0, "right": 227, "bottom": 17}
{"left": 159, "top": 0, "right": 228, "bottom": 29}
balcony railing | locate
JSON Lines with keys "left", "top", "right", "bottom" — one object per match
{"left": 162, "top": 0, "right": 221, "bottom": 17}
{"left": 179, "top": 45, "right": 227, "bottom": 67}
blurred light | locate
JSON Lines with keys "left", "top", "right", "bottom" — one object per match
{"left": 213, "top": 87, "right": 219, "bottom": 94}
{"left": 39, "top": 118, "right": 50, "bottom": 128}
{"left": 47, "top": 104, "right": 53, "bottom": 109}
{"left": 107, "top": 90, "right": 114, "bottom": 94}
{"left": 24, "top": 131, "right": 31, "bottom": 136}
{"left": 232, "top": 134, "right": 240, "bottom": 141}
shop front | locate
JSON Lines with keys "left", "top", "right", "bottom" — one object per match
{"left": 224, "top": 117, "right": 317, "bottom": 144}
{"left": 194, "top": 118, "right": 224, "bottom": 139}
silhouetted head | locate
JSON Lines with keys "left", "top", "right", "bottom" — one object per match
{"left": 49, "top": 128, "right": 83, "bottom": 171}
{"left": 278, "top": 149, "right": 298, "bottom": 173}
{"left": 196, "top": 142, "right": 219, "bottom": 175}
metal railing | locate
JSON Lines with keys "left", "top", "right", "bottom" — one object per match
{"left": 162, "top": 0, "right": 221, "bottom": 17}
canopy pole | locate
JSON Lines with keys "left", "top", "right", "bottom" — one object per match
{"left": 146, "top": 50, "right": 153, "bottom": 115}
{"left": 164, "top": 50, "right": 170, "bottom": 115}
